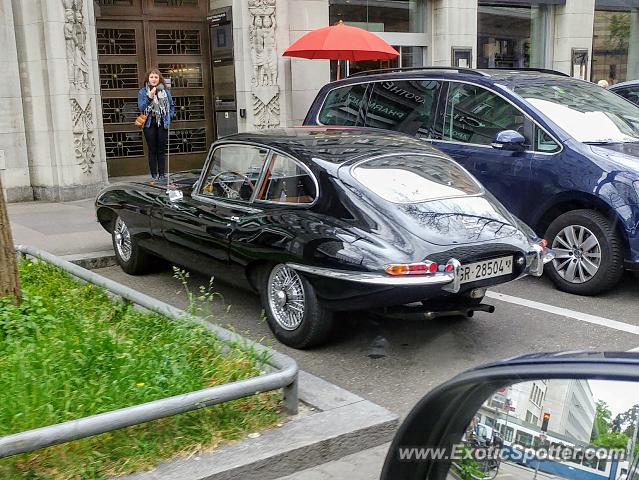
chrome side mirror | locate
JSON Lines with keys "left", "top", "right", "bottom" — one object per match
{"left": 492, "top": 130, "right": 527, "bottom": 152}
{"left": 381, "top": 352, "right": 639, "bottom": 480}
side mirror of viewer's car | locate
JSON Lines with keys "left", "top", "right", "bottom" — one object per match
{"left": 381, "top": 352, "right": 639, "bottom": 480}
{"left": 492, "top": 130, "right": 527, "bottom": 152}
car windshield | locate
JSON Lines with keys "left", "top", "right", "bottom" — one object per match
{"left": 515, "top": 81, "right": 639, "bottom": 144}
{"left": 351, "top": 154, "right": 482, "bottom": 204}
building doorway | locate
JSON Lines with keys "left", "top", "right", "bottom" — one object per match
{"left": 95, "top": 0, "right": 214, "bottom": 177}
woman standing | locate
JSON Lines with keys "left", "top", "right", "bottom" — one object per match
{"left": 138, "top": 68, "right": 175, "bottom": 181}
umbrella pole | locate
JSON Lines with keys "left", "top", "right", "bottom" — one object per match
{"left": 337, "top": 61, "right": 341, "bottom": 80}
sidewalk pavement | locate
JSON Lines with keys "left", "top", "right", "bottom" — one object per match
{"left": 8, "top": 198, "right": 112, "bottom": 256}
{"left": 6, "top": 195, "right": 398, "bottom": 480}
{"left": 276, "top": 444, "right": 390, "bottom": 480}
{"left": 7, "top": 175, "right": 150, "bottom": 256}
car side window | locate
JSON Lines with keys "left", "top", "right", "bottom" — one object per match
{"left": 318, "top": 84, "right": 368, "bottom": 126}
{"left": 616, "top": 87, "right": 639, "bottom": 107}
{"left": 200, "top": 145, "right": 269, "bottom": 201}
{"left": 256, "top": 153, "right": 317, "bottom": 205}
{"left": 535, "top": 127, "right": 561, "bottom": 153}
{"left": 364, "top": 80, "right": 442, "bottom": 138}
{"left": 440, "top": 82, "right": 528, "bottom": 147}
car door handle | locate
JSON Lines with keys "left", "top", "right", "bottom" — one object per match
{"left": 229, "top": 216, "right": 240, "bottom": 222}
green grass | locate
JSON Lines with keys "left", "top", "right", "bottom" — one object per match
{"left": 0, "top": 259, "right": 281, "bottom": 479}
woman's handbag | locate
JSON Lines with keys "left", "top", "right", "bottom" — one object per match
{"left": 134, "top": 113, "right": 148, "bottom": 129}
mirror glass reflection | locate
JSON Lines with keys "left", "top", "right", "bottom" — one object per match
{"left": 446, "top": 380, "right": 639, "bottom": 480}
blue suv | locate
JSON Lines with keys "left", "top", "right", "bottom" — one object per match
{"left": 304, "top": 68, "right": 639, "bottom": 295}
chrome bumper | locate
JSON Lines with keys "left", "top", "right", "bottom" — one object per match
{"left": 286, "top": 263, "right": 456, "bottom": 287}
{"left": 526, "top": 244, "right": 555, "bottom": 277}
{"left": 287, "top": 246, "right": 554, "bottom": 293}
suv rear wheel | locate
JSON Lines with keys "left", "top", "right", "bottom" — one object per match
{"left": 545, "top": 209, "right": 624, "bottom": 295}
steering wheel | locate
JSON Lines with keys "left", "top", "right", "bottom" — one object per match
{"left": 207, "top": 171, "right": 255, "bottom": 199}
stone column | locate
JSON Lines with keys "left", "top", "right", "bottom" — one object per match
{"left": 0, "top": 0, "right": 32, "bottom": 201}
{"left": 551, "top": 0, "right": 595, "bottom": 76}
{"left": 229, "top": 0, "right": 301, "bottom": 131}
{"left": 430, "top": 0, "right": 477, "bottom": 67}
{"left": 286, "top": 0, "right": 329, "bottom": 125}
{"left": 11, "top": 0, "right": 107, "bottom": 201}
{"left": 628, "top": 9, "right": 639, "bottom": 81}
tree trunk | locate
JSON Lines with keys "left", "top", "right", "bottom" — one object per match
{"left": 0, "top": 175, "right": 20, "bottom": 303}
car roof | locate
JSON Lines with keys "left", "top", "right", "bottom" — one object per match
{"left": 610, "top": 79, "right": 639, "bottom": 90}
{"left": 323, "top": 67, "right": 586, "bottom": 91}
{"left": 217, "top": 127, "right": 446, "bottom": 166}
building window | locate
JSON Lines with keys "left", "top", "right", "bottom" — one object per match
{"left": 331, "top": 45, "right": 424, "bottom": 80}
{"left": 329, "top": 0, "right": 425, "bottom": 33}
{"left": 328, "top": 1, "right": 426, "bottom": 80}
{"left": 515, "top": 431, "right": 533, "bottom": 448}
{"left": 477, "top": 3, "right": 551, "bottom": 69}
{"left": 503, "top": 426, "right": 514, "bottom": 442}
{"left": 592, "top": 5, "right": 639, "bottom": 85}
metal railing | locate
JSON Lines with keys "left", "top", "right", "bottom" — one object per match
{"left": 0, "top": 245, "right": 298, "bottom": 458}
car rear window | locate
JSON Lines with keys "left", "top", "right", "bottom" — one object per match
{"left": 351, "top": 154, "right": 482, "bottom": 203}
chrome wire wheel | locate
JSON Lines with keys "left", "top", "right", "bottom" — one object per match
{"left": 113, "top": 217, "right": 132, "bottom": 262}
{"left": 551, "top": 224, "right": 602, "bottom": 284}
{"left": 267, "top": 265, "right": 306, "bottom": 331}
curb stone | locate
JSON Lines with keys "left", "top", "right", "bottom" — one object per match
{"left": 66, "top": 252, "right": 400, "bottom": 479}
{"left": 120, "top": 371, "right": 398, "bottom": 480}
{"left": 60, "top": 250, "right": 117, "bottom": 270}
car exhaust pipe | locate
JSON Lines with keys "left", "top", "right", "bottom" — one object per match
{"left": 373, "top": 303, "right": 496, "bottom": 320}
{"left": 421, "top": 303, "right": 496, "bottom": 320}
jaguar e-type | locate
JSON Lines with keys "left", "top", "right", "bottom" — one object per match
{"left": 95, "top": 128, "right": 552, "bottom": 348}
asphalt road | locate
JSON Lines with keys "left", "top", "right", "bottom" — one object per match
{"left": 94, "top": 265, "right": 639, "bottom": 417}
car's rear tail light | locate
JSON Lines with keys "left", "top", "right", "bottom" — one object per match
{"left": 385, "top": 261, "right": 438, "bottom": 276}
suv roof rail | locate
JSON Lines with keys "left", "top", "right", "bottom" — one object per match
{"left": 485, "top": 67, "right": 570, "bottom": 77}
{"left": 348, "top": 66, "right": 490, "bottom": 78}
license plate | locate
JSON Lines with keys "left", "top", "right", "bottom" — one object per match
{"left": 458, "top": 256, "right": 514, "bottom": 284}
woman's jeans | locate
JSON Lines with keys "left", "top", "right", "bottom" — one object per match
{"left": 143, "top": 122, "right": 168, "bottom": 177}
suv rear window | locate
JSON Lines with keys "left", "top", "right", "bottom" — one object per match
{"left": 318, "top": 84, "right": 368, "bottom": 125}
{"left": 351, "top": 154, "right": 482, "bottom": 203}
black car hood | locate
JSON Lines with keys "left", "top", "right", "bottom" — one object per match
{"left": 381, "top": 196, "right": 526, "bottom": 247}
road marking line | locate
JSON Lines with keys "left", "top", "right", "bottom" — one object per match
{"left": 486, "top": 291, "right": 639, "bottom": 335}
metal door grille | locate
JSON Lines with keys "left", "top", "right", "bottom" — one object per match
{"left": 156, "top": 30, "right": 201, "bottom": 55}
{"left": 158, "top": 63, "right": 203, "bottom": 88}
{"left": 97, "top": 2, "right": 213, "bottom": 177}
{"left": 99, "top": 64, "right": 139, "bottom": 89}
{"left": 154, "top": 0, "right": 198, "bottom": 6}
{"left": 173, "top": 96, "right": 206, "bottom": 121}
{"left": 97, "top": 28, "right": 137, "bottom": 56}
{"left": 96, "top": 0, "right": 134, "bottom": 5}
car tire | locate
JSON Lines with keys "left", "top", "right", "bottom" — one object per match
{"left": 260, "top": 263, "right": 333, "bottom": 349}
{"left": 111, "top": 215, "right": 154, "bottom": 275}
{"left": 545, "top": 209, "right": 624, "bottom": 295}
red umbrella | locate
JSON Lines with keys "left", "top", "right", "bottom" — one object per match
{"left": 283, "top": 22, "right": 399, "bottom": 78}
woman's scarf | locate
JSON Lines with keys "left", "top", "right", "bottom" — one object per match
{"left": 146, "top": 83, "right": 170, "bottom": 126}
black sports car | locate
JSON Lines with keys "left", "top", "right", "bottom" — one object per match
{"left": 95, "top": 127, "right": 552, "bottom": 348}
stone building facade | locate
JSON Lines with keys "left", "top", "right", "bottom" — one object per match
{"left": 1, "top": 0, "right": 638, "bottom": 202}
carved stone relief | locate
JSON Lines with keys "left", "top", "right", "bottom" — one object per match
{"left": 63, "top": 0, "right": 96, "bottom": 174}
{"left": 63, "top": 0, "right": 89, "bottom": 90}
{"left": 249, "top": 0, "right": 280, "bottom": 129}
{"left": 71, "top": 98, "right": 97, "bottom": 174}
